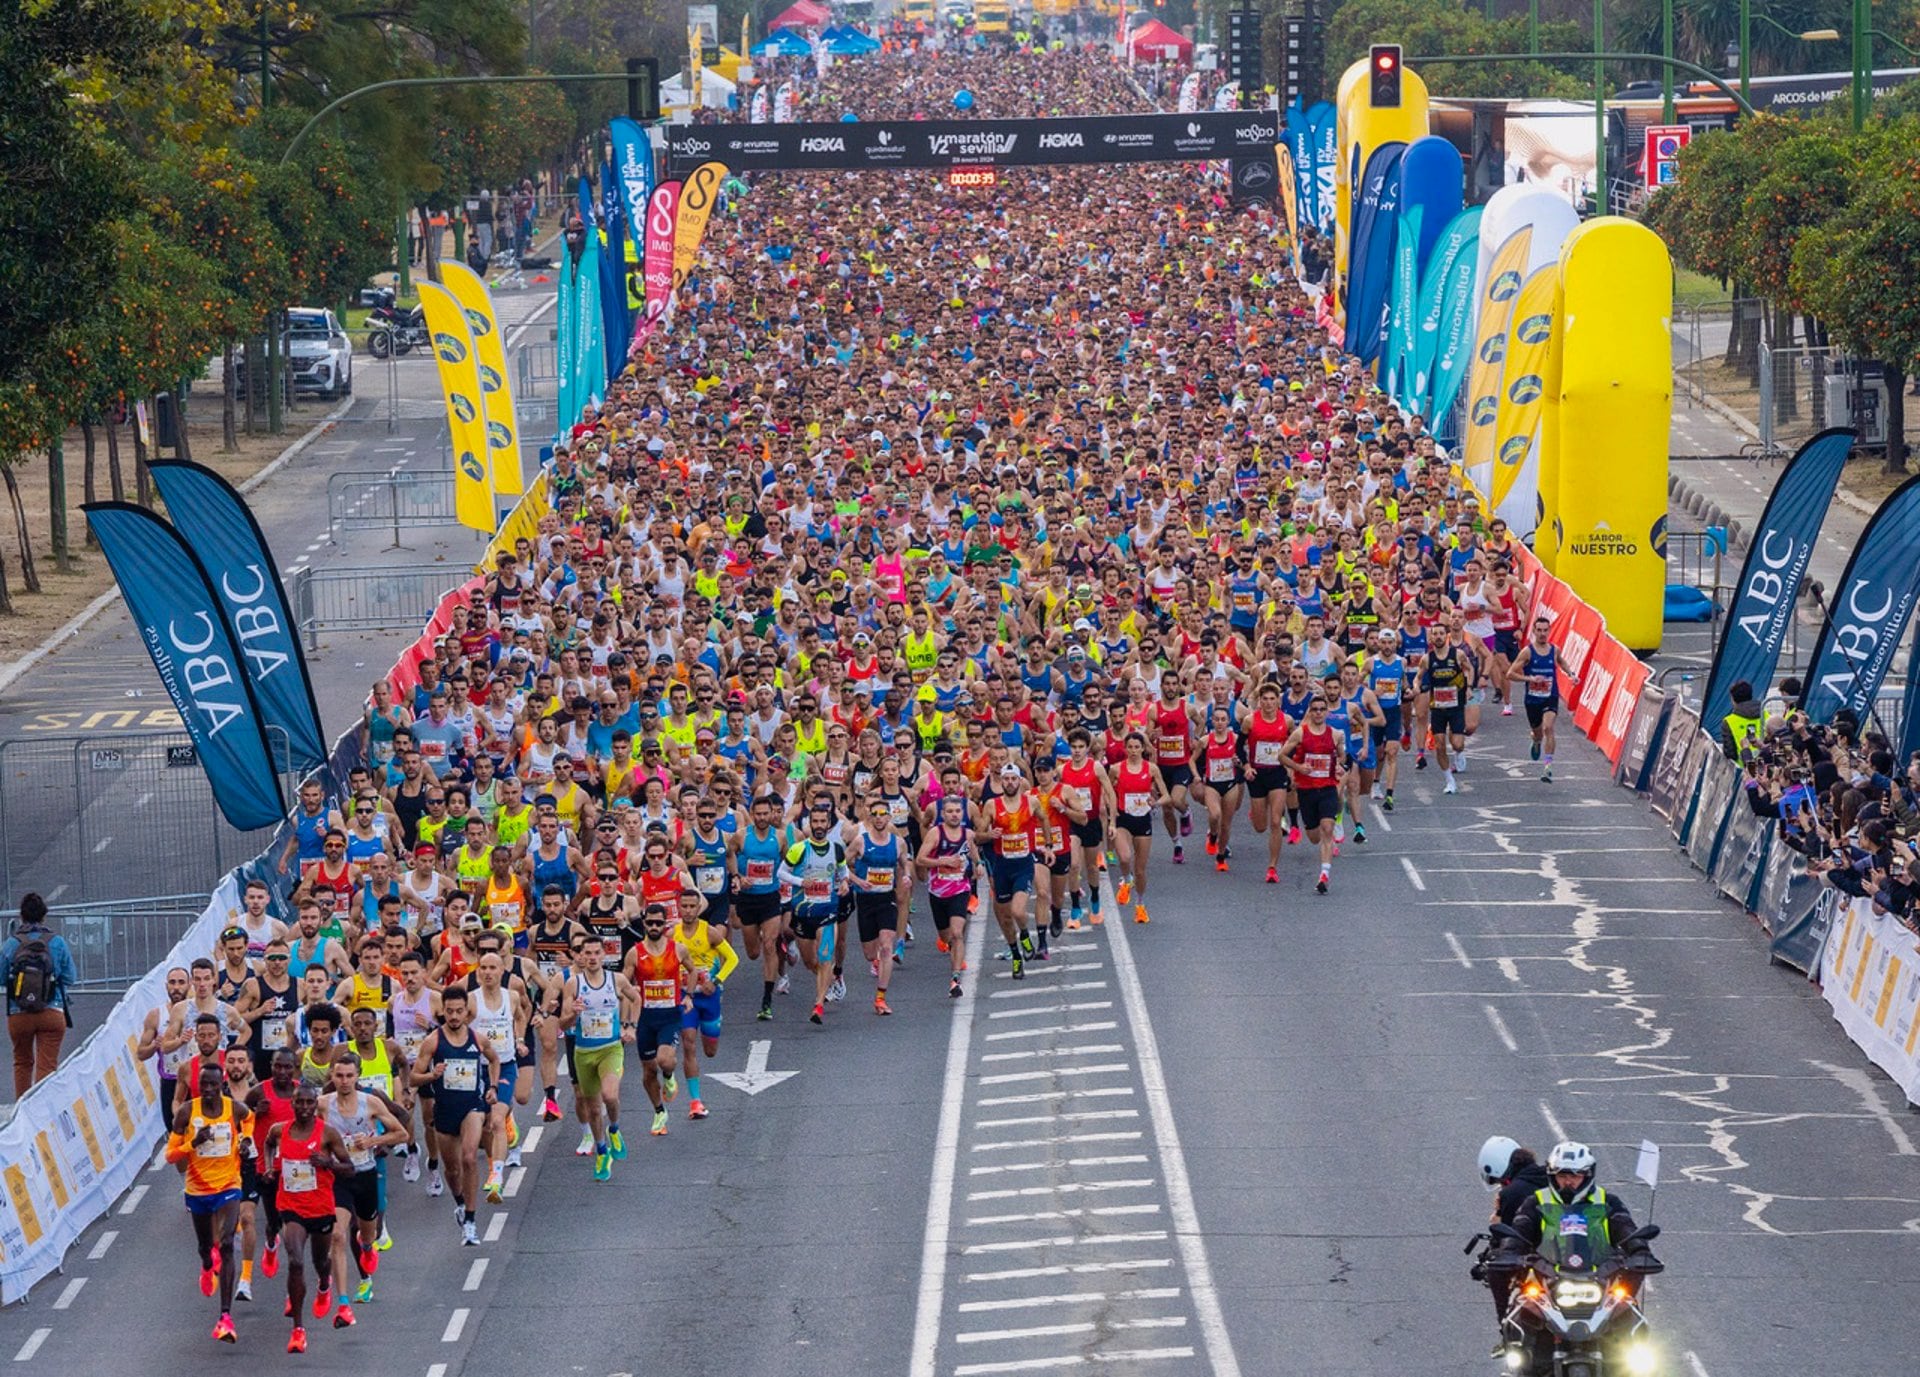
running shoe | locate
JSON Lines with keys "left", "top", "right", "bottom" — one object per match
{"left": 506, "top": 1144, "right": 522, "bottom": 1169}
{"left": 1444, "top": 776, "right": 1458, "bottom": 795}
{"left": 1172, "top": 843, "right": 1184, "bottom": 864}
{"left": 262, "top": 1239, "right": 280, "bottom": 1279}
{"left": 287, "top": 1326, "right": 307, "bottom": 1354}
{"left": 1205, "top": 834, "right": 1217, "bottom": 856}
{"left": 1018, "top": 931, "right": 1036, "bottom": 958}
{"left": 1179, "top": 812, "right": 1193, "bottom": 837}
{"left": 427, "top": 1166, "right": 446, "bottom": 1196}
{"left": 461, "top": 1221, "right": 479, "bottom": 1247}
{"left": 689, "top": 1098, "right": 710, "bottom": 1119}
{"left": 1383, "top": 792, "right": 1395, "bottom": 812}
{"left": 1287, "top": 825, "right": 1302, "bottom": 845}
{"left": 1354, "top": 825, "right": 1367, "bottom": 844}
{"left": 332, "top": 1303, "right": 356, "bottom": 1329}
{"left": 232, "top": 1277, "right": 253, "bottom": 1301}
{"left": 1530, "top": 740, "right": 1541, "bottom": 761}
{"left": 200, "top": 1263, "right": 217, "bottom": 1298}
{"left": 904, "top": 922, "right": 914, "bottom": 943}
{"left": 284, "top": 1296, "right": 294, "bottom": 1318}
{"left": 1415, "top": 753, "right": 1428, "bottom": 770}
{"left": 810, "top": 1003, "right": 825, "bottom": 1025}
{"left": 505, "top": 1116, "right": 519, "bottom": 1149}
{"left": 1011, "top": 954, "right": 1025, "bottom": 981}
{"left": 1541, "top": 766, "right": 1553, "bottom": 783}
{"left": 1316, "top": 873, "right": 1329, "bottom": 895}
{"left": 949, "top": 976, "right": 963, "bottom": 999}
{"left": 358, "top": 1243, "right": 378, "bottom": 1275}
{"left": 826, "top": 977, "right": 846, "bottom": 1003}
{"left": 484, "top": 1166, "right": 504, "bottom": 1203}
{"left": 1034, "top": 936, "right": 1049, "bottom": 961}
{"left": 894, "top": 938, "right": 907, "bottom": 964}
{"left": 757, "top": 1004, "right": 773, "bottom": 1021}
{"left": 576, "top": 1127, "right": 595, "bottom": 1156}
{"left": 375, "top": 1224, "right": 392, "bottom": 1252}
{"left": 1134, "top": 904, "right": 1148, "bottom": 925}
{"left": 593, "top": 1151, "right": 611, "bottom": 1182}
{"left": 541, "top": 1095, "right": 562, "bottom": 1123}
{"left": 354, "top": 1279, "right": 373, "bottom": 1304}
{"left": 1502, "top": 704, "right": 1514, "bottom": 717}
{"left": 868, "top": 958, "right": 880, "bottom": 978}
{"left": 1333, "top": 820, "right": 1344, "bottom": 844}
{"left": 651, "top": 1109, "right": 670, "bottom": 1135}
{"left": 314, "top": 1285, "right": 332, "bottom": 1319}
{"left": 1265, "top": 866, "right": 1278, "bottom": 884}
{"left": 402, "top": 1152, "right": 421, "bottom": 1183}
{"left": 1114, "top": 880, "right": 1131, "bottom": 906}
{"left": 874, "top": 992, "right": 891, "bottom": 1016}
{"left": 936, "top": 935, "right": 950, "bottom": 953}
{"left": 775, "top": 972, "right": 792, "bottom": 996}
{"left": 1049, "top": 911, "right": 1064, "bottom": 938}
{"left": 1066, "top": 908, "right": 1083, "bottom": 931}
{"left": 609, "top": 1127, "right": 627, "bottom": 1159}
{"left": 212, "top": 1314, "right": 236, "bottom": 1344}
{"left": 662, "top": 1071, "right": 678, "bottom": 1103}
{"left": 1215, "top": 858, "right": 1228, "bottom": 873}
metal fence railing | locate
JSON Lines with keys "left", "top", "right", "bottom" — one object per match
{"left": 1666, "top": 528, "right": 1731, "bottom": 607}
{"left": 326, "top": 468, "right": 460, "bottom": 545}
{"left": 290, "top": 564, "right": 456, "bottom": 648}
{"left": 1758, "top": 342, "right": 1845, "bottom": 451}
{"left": 516, "top": 340, "right": 558, "bottom": 400}
{"left": 0, "top": 897, "right": 215, "bottom": 993}
{"left": 0, "top": 731, "right": 294, "bottom": 908}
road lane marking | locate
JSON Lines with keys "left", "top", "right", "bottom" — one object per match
{"left": 981, "top": 1045, "right": 1125, "bottom": 1064}
{"left": 13, "top": 1329, "right": 50, "bottom": 1362}
{"left": 502, "top": 1166, "right": 526, "bottom": 1198}
{"left": 92, "top": 835, "right": 113, "bottom": 853}
{"left": 1810, "top": 1061, "right": 1919, "bottom": 1155}
{"left": 119, "top": 1184, "right": 148, "bottom": 1214}
{"left": 1540, "top": 1101, "right": 1567, "bottom": 1140}
{"left": 985, "top": 1022, "right": 1118, "bottom": 1042}
{"left": 954, "top": 1348, "right": 1195, "bottom": 1375}
{"left": 484, "top": 1211, "right": 507, "bottom": 1242}
{"left": 972, "top": 1132, "right": 1142, "bottom": 1153}
{"left": 1104, "top": 885, "right": 1244, "bottom": 1377}
{"left": 965, "top": 1257, "right": 1175, "bottom": 1283}
{"left": 87, "top": 1231, "right": 117, "bottom": 1260}
{"left": 963, "top": 1229, "right": 1169, "bottom": 1255}
{"left": 52, "top": 1277, "right": 85, "bottom": 1309}
{"left": 442, "top": 1308, "right": 469, "bottom": 1342}
{"left": 988, "top": 1001, "right": 1114, "bottom": 1021}
{"left": 521, "top": 1125, "right": 543, "bottom": 1154}
{"left": 968, "top": 1204, "right": 1161, "bottom": 1227}
{"left": 974, "top": 1109, "right": 1139, "bottom": 1130}
{"left": 968, "top": 1180, "right": 1157, "bottom": 1202}
{"left": 958, "top": 1287, "right": 1182, "bottom": 1313}
{"left": 979, "top": 1063, "right": 1133, "bottom": 1085}
{"left": 988, "top": 981, "right": 1109, "bottom": 1001}
{"left": 1685, "top": 1354, "right": 1711, "bottom": 1377}
{"left": 1483, "top": 1004, "right": 1519, "bottom": 1053}
{"left": 1401, "top": 857, "right": 1426, "bottom": 891}
{"left": 909, "top": 875, "right": 990, "bottom": 1377}
{"left": 1443, "top": 932, "right": 1473, "bottom": 968}
{"left": 463, "top": 1259, "right": 488, "bottom": 1291}
{"left": 976, "top": 1086, "right": 1135, "bottom": 1108}
{"left": 1496, "top": 957, "right": 1522, "bottom": 984}
{"left": 992, "top": 962, "right": 1103, "bottom": 980}
{"left": 969, "top": 1155, "right": 1150, "bottom": 1176}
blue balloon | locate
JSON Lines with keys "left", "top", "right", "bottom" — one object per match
{"left": 953, "top": 89, "right": 974, "bottom": 110}
{"left": 841, "top": 111, "right": 858, "bottom": 122}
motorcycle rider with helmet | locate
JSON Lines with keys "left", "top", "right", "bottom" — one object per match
{"left": 1496, "top": 1142, "right": 1656, "bottom": 1374}
{"left": 1473, "top": 1137, "right": 1550, "bottom": 1341}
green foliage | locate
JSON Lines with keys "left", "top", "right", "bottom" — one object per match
{"left": 1301, "top": 0, "right": 1589, "bottom": 102}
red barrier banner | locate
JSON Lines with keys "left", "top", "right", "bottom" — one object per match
{"left": 1590, "top": 646, "right": 1651, "bottom": 764}
{"left": 1553, "top": 599, "right": 1604, "bottom": 706}
{"left": 1574, "top": 633, "right": 1626, "bottom": 738}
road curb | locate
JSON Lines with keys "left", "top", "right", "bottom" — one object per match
{"left": 0, "top": 398, "right": 353, "bottom": 698}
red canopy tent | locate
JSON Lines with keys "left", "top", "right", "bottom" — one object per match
{"left": 1125, "top": 19, "right": 1191, "bottom": 61}
{"left": 770, "top": 0, "right": 830, "bottom": 29}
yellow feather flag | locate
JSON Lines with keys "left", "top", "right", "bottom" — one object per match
{"left": 416, "top": 281, "right": 497, "bottom": 534}
{"left": 1488, "top": 265, "right": 1560, "bottom": 511}
{"left": 438, "top": 261, "right": 524, "bottom": 497}
{"left": 1460, "top": 227, "right": 1533, "bottom": 484}
{"left": 1276, "top": 145, "right": 1301, "bottom": 273}
{"left": 672, "top": 160, "right": 731, "bottom": 292}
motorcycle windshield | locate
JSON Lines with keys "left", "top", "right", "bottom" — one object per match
{"left": 1542, "top": 1215, "right": 1606, "bottom": 1271}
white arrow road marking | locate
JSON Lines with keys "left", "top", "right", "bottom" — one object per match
{"left": 708, "top": 1039, "right": 799, "bottom": 1095}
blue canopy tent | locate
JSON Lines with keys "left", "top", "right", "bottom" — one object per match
{"left": 751, "top": 30, "right": 811, "bottom": 56}
{"left": 821, "top": 25, "right": 881, "bottom": 53}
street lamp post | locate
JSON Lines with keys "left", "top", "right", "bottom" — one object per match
{"left": 1595, "top": 0, "right": 1607, "bottom": 208}
{"left": 1736, "top": 12, "right": 1842, "bottom": 105}
{"left": 1661, "top": 0, "right": 1673, "bottom": 123}
{"left": 1853, "top": 0, "right": 1869, "bottom": 128}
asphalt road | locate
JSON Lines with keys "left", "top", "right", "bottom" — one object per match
{"left": 9, "top": 709, "right": 1919, "bottom": 1375}
{"left": 0, "top": 283, "right": 556, "bottom": 912}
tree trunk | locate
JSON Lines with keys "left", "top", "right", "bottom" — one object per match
{"left": 222, "top": 343, "right": 238, "bottom": 452}
{"left": 1, "top": 464, "right": 42, "bottom": 593}
{"left": 174, "top": 386, "right": 193, "bottom": 463}
{"left": 81, "top": 421, "right": 98, "bottom": 547}
{"left": 0, "top": 522, "right": 12, "bottom": 613}
{"left": 105, "top": 411, "right": 126, "bottom": 502}
{"left": 133, "top": 401, "right": 152, "bottom": 507}
{"left": 243, "top": 336, "right": 259, "bottom": 434}
{"left": 1885, "top": 365, "right": 1910, "bottom": 477}
{"left": 47, "top": 437, "right": 70, "bottom": 573}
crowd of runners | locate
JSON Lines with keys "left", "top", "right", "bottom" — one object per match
{"left": 148, "top": 39, "right": 1568, "bottom": 1351}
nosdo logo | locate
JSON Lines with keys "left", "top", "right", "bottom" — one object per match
{"left": 1507, "top": 374, "right": 1543, "bottom": 405}
{"left": 1489, "top": 270, "right": 1522, "bottom": 302}
{"left": 451, "top": 393, "right": 476, "bottom": 424}
{"left": 1498, "top": 435, "right": 1530, "bottom": 466}
{"left": 479, "top": 364, "right": 503, "bottom": 392}
{"left": 459, "top": 451, "right": 486, "bottom": 482}
{"left": 487, "top": 420, "right": 513, "bottom": 448}
{"left": 1471, "top": 396, "right": 1498, "bottom": 427}
{"left": 1479, "top": 335, "right": 1505, "bottom": 365}
{"left": 1516, "top": 312, "right": 1552, "bottom": 346}
{"left": 433, "top": 333, "right": 467, "bottom": 364}
{"left": 464, "top": 308, "right": 492, "bottom": 338}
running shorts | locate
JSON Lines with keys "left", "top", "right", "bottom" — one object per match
{"left": 573, "top": 1042, "right": 624, "bottom": 1099}
{"left": 1297, "top": 785, "right": 1341, "bottom": 832}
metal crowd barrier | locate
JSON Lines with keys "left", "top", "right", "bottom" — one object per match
{"left": 325, "top": 468, "right": 459, "bottom": 546}
{"left": 289, "top": 564, "right": 460, "bottom": 649}
{"left": 0, "top": 897, "right": 213, "bottom": 993}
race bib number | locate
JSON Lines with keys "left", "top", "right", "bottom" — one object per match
{"left": 696, "top": 865, "right": 726, "bottom": 895}
{"left": 262, "top": 1015, "right": 291, "bottom": 1049}
{"left": 398, "top": 1032, "right": 425, "bottom": 1062}
{"left": 802, "top": 877, "right": 831, "bottom": 904}
{"left": 282, "top": 1158, "right": 318, "bottom": 1194}
{"left": 1064, "top": 785, "right": 1091, "bottom": 812}
{"left": 581, "top": 1009, "right": 615, "bottom": 1041}
{"left": 1253, "top": 740, "right": 1283, "bottom": 767}
{"left": 746, "top": 859, "right": 776, "bottom": 885}
{"left": 1303, "top": 752, "right": 1334, "bottom": 778}
{"left": 1000, "top": 830, "right": 1031, "bottom": 858}
{"left": 484, "top": 1026, "right": 514, "bottom": 1056}
{"left": 866, "top": 867, "right": 895, "bottom": 889}
{"left": 491, "top": 901, "right": 522, "bottom": 930}
{"left": 443, "top": 1060, "right": 478, "bottom": 1093}
{"left": 1527, "top": 676, "right": 1553, "bottom": 698}
{"left": 1431, "top": 686, "right": 1460, "bottom": 709}
{"left": 195, "top": 1120, "right": 234, "bottom": 1159}
{"left": 349, "top": 1145, "right": 376, "bottom": 1172}
{"left": 1156, "top": 735, "right": 1184, "bottom": 760}
{"left": 1123, "top": 791, "right": 1152, "bottom": 817}
{"left": 642, "top": 978, "right": 678, "bottom": 1008}
{"left": 537, "top": 959, "right": 561, "bottom": 981}
{"left": 1376, "top": 681, "right": 1400, "bottom": 705}
{"left": 888, "top": 796, "right": 910, "bottom": 824}
{"left": 1207, "top": 756, "right": 1236, "bottom": 783}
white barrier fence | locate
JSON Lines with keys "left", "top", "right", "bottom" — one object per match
{"left": 1820, "top": 896, "right": 1920, "bottom": 1105}
{"left": 0, "top": 877, "right": 243, "bottom": 1301}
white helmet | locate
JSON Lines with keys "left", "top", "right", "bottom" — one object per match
{"left": 1478, "top": 1136, "right": 1522, "bottom": 1188}
{"left": 1546, "top": 1141, "right": 1597, "bottom": 1204}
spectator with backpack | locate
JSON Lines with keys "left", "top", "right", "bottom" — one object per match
{"left": 2, "top": 893, "right": 79, "bottom": 1094}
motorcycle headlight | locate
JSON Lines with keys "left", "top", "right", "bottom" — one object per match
{"left": 1624, "top": 1340, "right": 1658, "bottom": 1376}
{"left": 1552, "top": 1279, "right": 1604, "bottom": 1309}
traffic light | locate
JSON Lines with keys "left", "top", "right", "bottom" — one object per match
{"left": 1368, "top": 43, "right": 1401, "bottom": 108}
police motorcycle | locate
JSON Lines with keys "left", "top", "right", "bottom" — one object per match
{"left": 1483, "top": 1218, "right": 1663, "bottom": 1377}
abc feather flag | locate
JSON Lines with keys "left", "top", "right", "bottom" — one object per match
{"left": 1461, "top": 227, "right": 1533, "bottom": 487}
{"left": 1489, "top": 265, "right": 1558, "bottom": 511}
{"left": 416, "top": 281, "right": 498, "bottom": 534}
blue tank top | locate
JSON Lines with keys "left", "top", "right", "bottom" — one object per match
{"left": 1059, "top": 665, "right": 1094, "bottom": 706}
{"left": 434, "top": 1027, "right": 490, "bottom": 1105}
{"left": 531, "top": 838, "right": 575, "bottom": 900}
{"left": 293, "top": 806, "right": 329, "bottom": 865}
{"left": 690, "top": 830, "right": 730, "bottom": 901}
{"left": 1281, "top": 688, "right": 1315, "bottom": 726}
{"left": 345, "top": 831, "right": 385, "bottom": 873}
{"left": 1369, "top": 656, "right": 1405, "bottom": 706}
{"left": 738, "top": 826, "right": 783, "bottom": 895}
{"left": 1340, "top": 690, "right": 1374, "bottom": 759}
{"left": 851, "top": 830, "right": 900, "bottom": 886}
{"left": 1020, "top": 664, "right": 1054, "bottom": 699}
{"left": 1400, "top": 624, "right": 1429, "bottom": 661}
{"left": 1522, "top": 646, "right": 1559, "bottom": 701}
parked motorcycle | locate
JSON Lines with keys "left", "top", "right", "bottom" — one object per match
{"left": 365, "top": 290, "right": 429, "bottom": 359}
{"left": 1484, "top": 1222, "right": 1664, "bottom": 1377}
